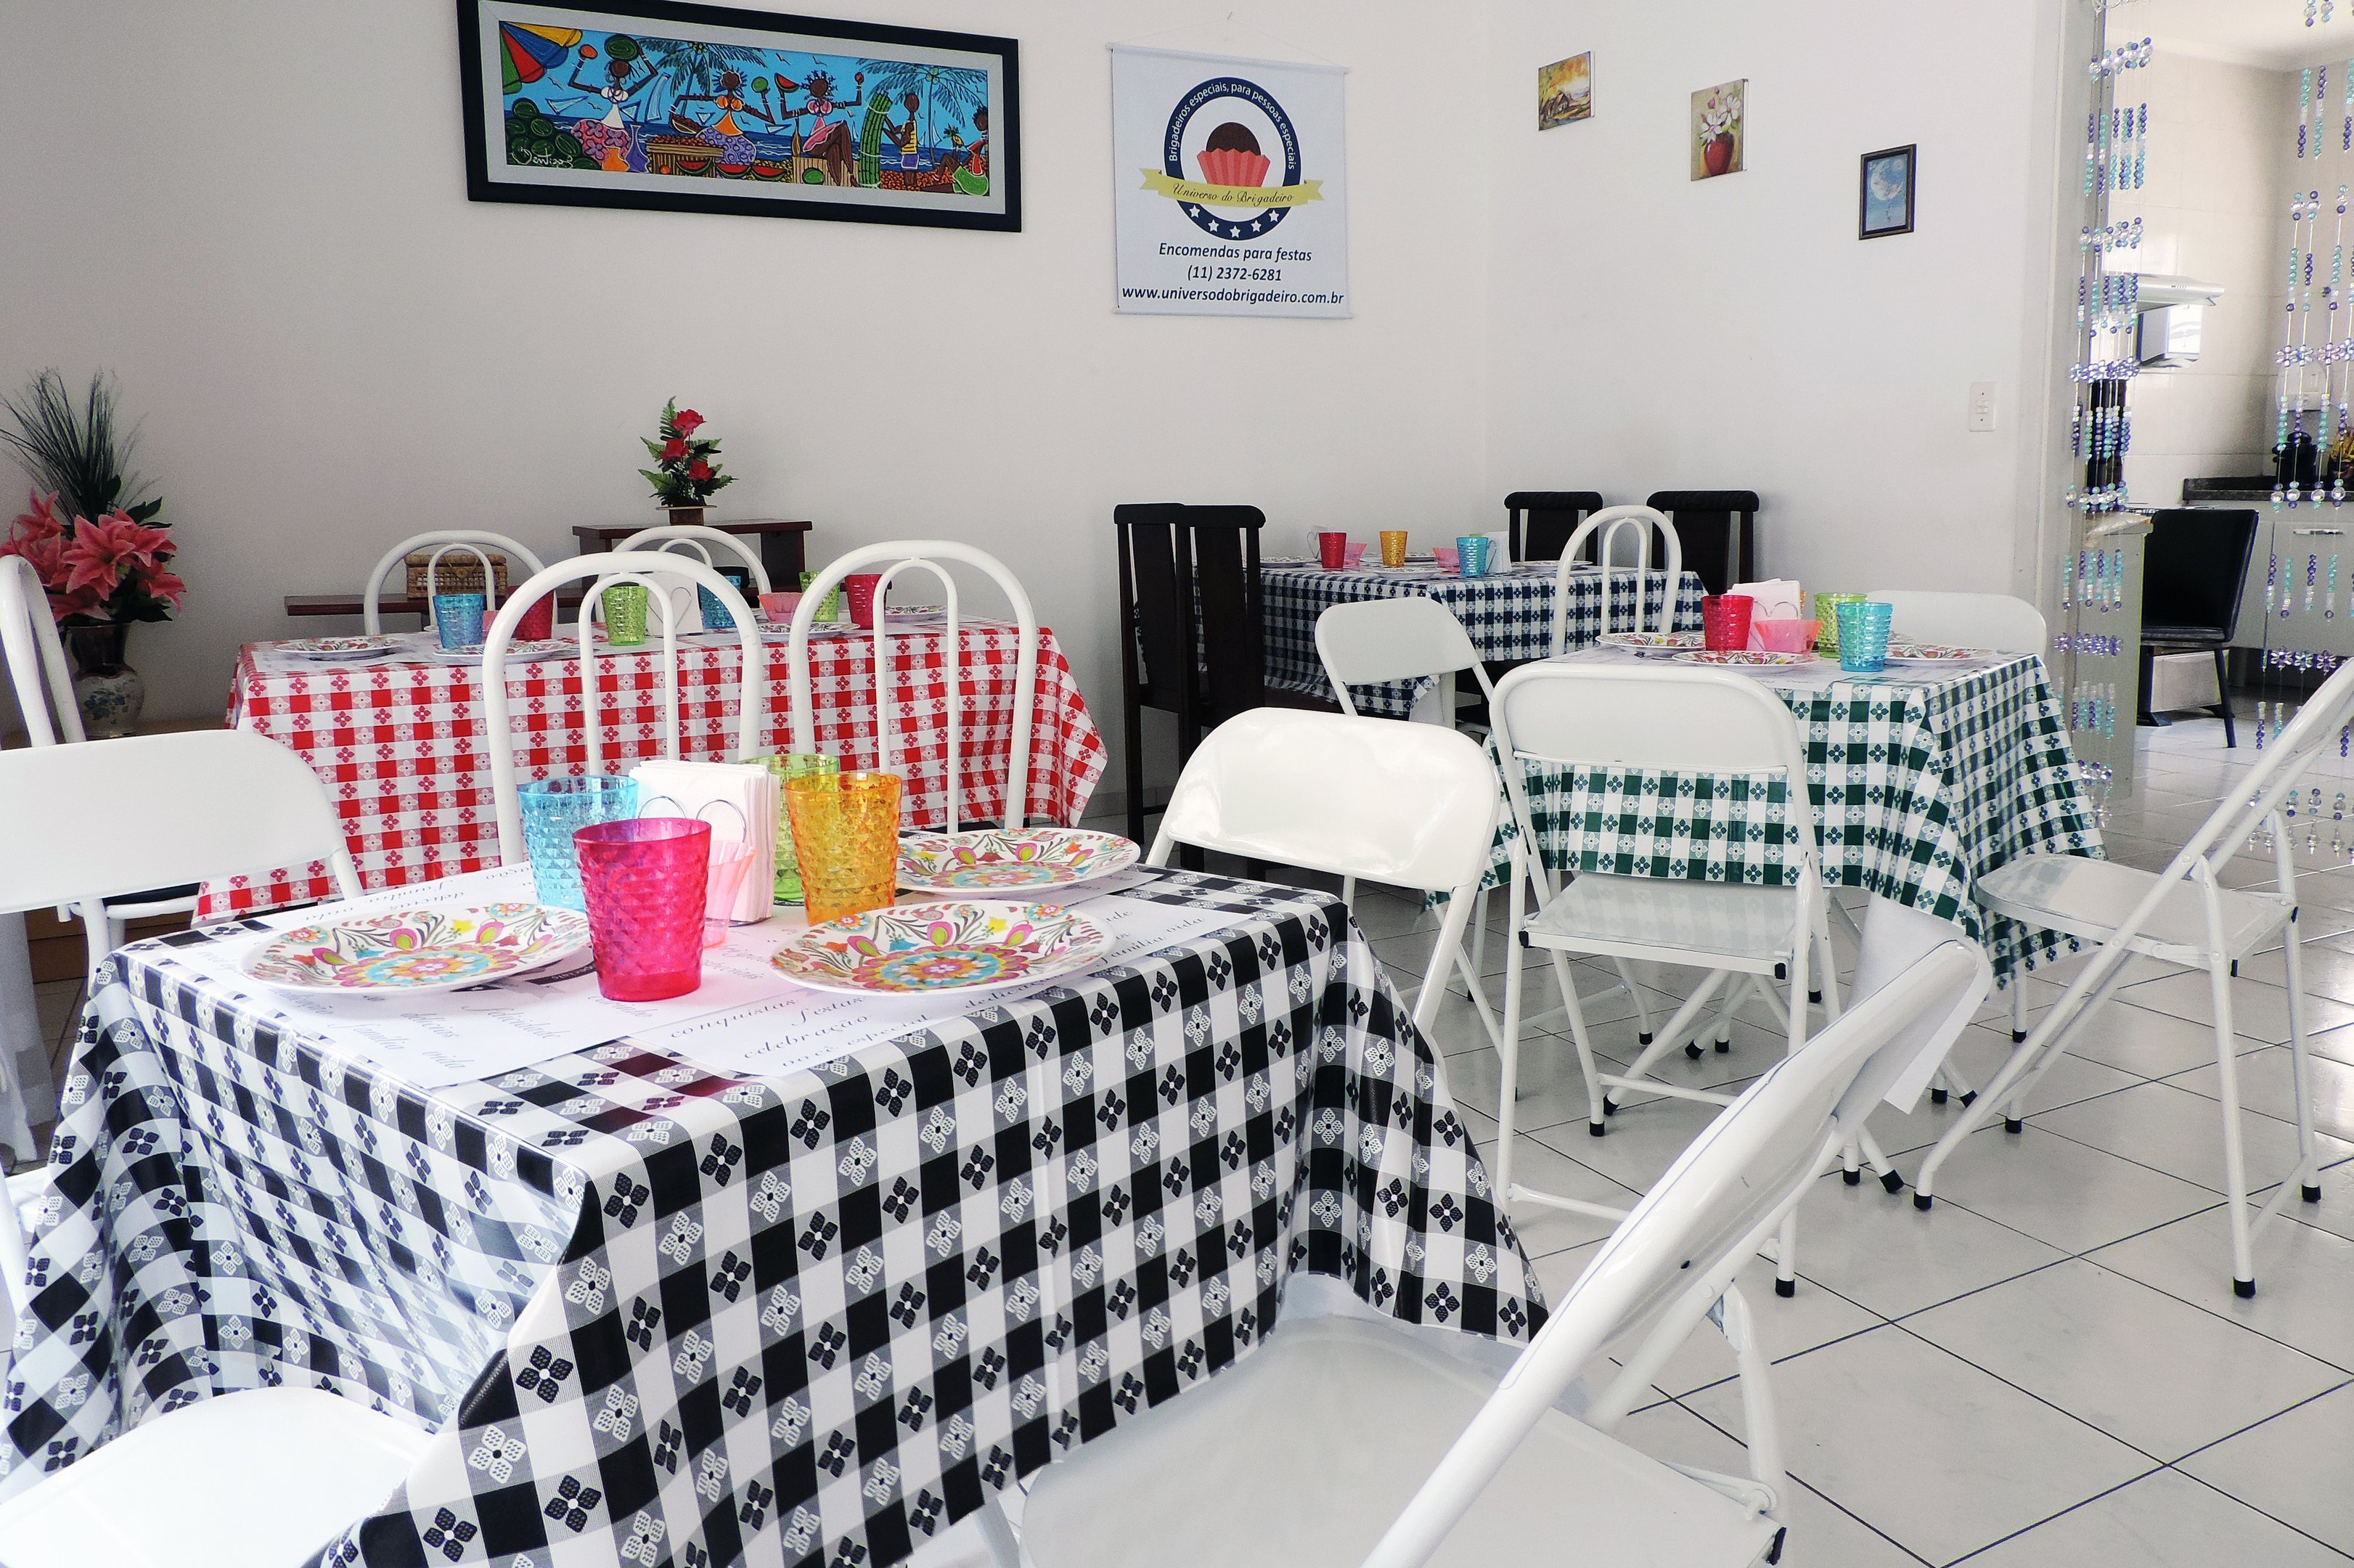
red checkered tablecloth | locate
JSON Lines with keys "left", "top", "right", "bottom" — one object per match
{"left": 201, "top": 621, "right": 1107, "bottom": 918}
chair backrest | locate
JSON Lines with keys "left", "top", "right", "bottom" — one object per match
{"left": 790, "top": 541, "right": 1038, "bottom": 831}
{"left": 1863, "top": 589, "right": 2047, "bottom": 654}
{"left": 1489, "top": 661, "right": 1821, "bottom": 886}
{"left": 1315, "top": 597, "right": 1496, "bottom": 721}
{"left": 613, "top": 525, "right": 773, "bottom": 598}
{"left": 1363, "top": 938, "right": 1990, "bottom": 1568}
{"left": 1549, "top": 506, "right": 1683, "bottom": 650}
{"left": 361, "top": 531, "right": 548, "bottom": 634}
{"left": 0, "top": 730, "right": 363, "bottom": 960}
{"left": 1115, "top": 504, "right": 1267, "bottom": 735}
{"left": 2142, "top": 508, "right": 2258, "bottom": 640}
{"left": 483, "top": 552, "right": 766, "bottom": 862}
{"left": 1503, "top": 490, "right": 1606, "bottom": 564}
{"left": 0, "top": 555, "right": 82, "bottom": 746}
{"left": 1646, "top": 490, "right": 1758, "bottom": 597}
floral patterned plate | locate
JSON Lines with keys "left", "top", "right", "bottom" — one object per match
{"left": 896, "top": 828, "right": 1139, "bottom": 893}
{"left": 1598, "top": 630, "right": 1706, "bottom": 653}
{"left": 1664, "top": 648, "right": 1819, "bottom": 667}
{"left": 242, "top": 903, "right": 592, "bottom": 993}
{"left": 421, "top": 640, "right": 573, "bottom": 663}
{"left": 770, "top": 901, "right": 1108, "bottom": 997}
{"left": 281, "top": 635, "right": 402, "bottom": 661}
{"left": 1886, "top": 641, "right": 1985, "bottom": 661}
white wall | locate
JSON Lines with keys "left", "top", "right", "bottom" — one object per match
{"left": 0, "top": 0, "right": 1494, "bottom": 794}
{"left": 1479, "top": 0, "right": 2069, "bottom": 601}
{"left": 2116, "top": 49, "right": 2294, "bottom": 502}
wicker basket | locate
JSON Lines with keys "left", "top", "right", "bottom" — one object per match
{"left": 404, "top": 552, "right": 512, "bottom": 598}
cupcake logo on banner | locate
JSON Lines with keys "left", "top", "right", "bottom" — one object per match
{"left": 1111, "top": 45, "right": 1349, "bottom": 318}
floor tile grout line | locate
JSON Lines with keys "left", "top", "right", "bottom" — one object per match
{"left": 1659, "top": 1388, "right": 1940, "bottom": 1568}
{"left": 2160, "top": 1458, "right": 2354, "bottom": 1563}
{"left": 1928, "top": 1461, "right": 2172, "bottom": 1568}
{"left": 2161, "top": 1377, "right": 2354, "bottom": 1471}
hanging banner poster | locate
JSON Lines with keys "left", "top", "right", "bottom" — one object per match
{"left": 1111, "top": 45, "right": 1349, "bottom": 318}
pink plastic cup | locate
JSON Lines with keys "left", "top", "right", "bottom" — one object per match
{"left": 1752, "top": 618, "right": 1818, "bottom": 653}
{"left": 574, "top": 817, "right": 711, "bottom": 1000}
{"left": 1701, "top": 594, "right": 1755, "bottom": 652}
{"left": 513, "top": 595, "right": 555, "bottom": 642}
{"left": 760, "top": 591, "right": 803, "bottom": 625}
{"left": 843, "top": 573, "right": 883, "bottom": 629}
{"left": 1317, "top": 531, "right": 1348, "bottom": 569}
{"left": 703, "top": 838, "right": 757, "bottom": 947}
{"left": 1432, "top": 544, "right": 1460, "bottom": 572}
{"left": 1342, "top": 542, "right": 1368, "bottom": 567}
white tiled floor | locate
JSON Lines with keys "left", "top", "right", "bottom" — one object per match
{"left": 935, "top": 716, "right": 2354, "bottom": 1567}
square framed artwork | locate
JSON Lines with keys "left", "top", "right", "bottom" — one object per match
{"left": 1538, "top": 53, "right": 1591, "bottom": 129}
{"left": 457, "top": 0, "right": 1019, "bottom": 230}
{"left": 1691, "top": 79, "right": 1745, "bottom": 179}
{"left": 1860, "top": 144, "right": 1916, "bottom": 238}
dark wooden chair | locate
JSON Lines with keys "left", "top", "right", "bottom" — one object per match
{"left": 1505, "top": 491, "right": 1608, "bottom": 563}
{"left": 1646, "top": 490, "right": 1760, "bottom": 597}
{"left": 2138, "top": 507, "right": 2259, "bottom": 746}
{"left": 1115, "top": 503, "right": 1267, "bottom": 846}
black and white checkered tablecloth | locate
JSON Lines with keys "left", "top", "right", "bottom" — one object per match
{"left": 1482, "top": 655, "right": 2104, "bottom": 984}
{"left": 0, "top": 873, "right": 1540, "bottom": 1568}
{"left": 1262, "top": 563, "right": 1706, "bottom": 716}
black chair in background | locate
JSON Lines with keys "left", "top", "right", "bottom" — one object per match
{"left": 1115, "top": 503, "right": 1267, "bottom": 846}
{"left": 1505, "top": 490, "right": 1607, "bottom": 563}
{"left": 1646, "top": 490, "right": 1760, "bottom": 596}
{"left": 2138, "top": 507, "right": 2259, "bottom": 746}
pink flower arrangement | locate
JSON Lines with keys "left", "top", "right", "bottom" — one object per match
{"left": 1, "top": 489, "right": 185, "bottom": 625}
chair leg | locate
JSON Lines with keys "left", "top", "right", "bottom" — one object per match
{"left": 2282, "top": 912, "right": 2324, "bottom": 1205}
{"left": 2213, "top": 648, "right": 2236, "bottom": 748}
{"left": 1773, "top": 1213, "right": 1797, "bottom": 1297}
{"left": 1341, "top": 875, "right": 1357, "bottom": 914}
{"left": 1615, "top": 956, "right": 1655, "bottom": 1045}
{"left": 1124, "top": 698, "right": 1146, "bottom": 846}
{"left": 2206, "top": 955, "right": 2259, "bottom": 1297}
{"left": 1552, "top": 950, "right": 1607, "bottom": 1136}
{"left": 1495, "top": 873, "right": 1528, "bottom": 1200}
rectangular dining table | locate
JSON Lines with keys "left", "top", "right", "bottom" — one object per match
{"left": 1257, "top": 560, "right": 1707, "bottom": 716}
{"left": 1484, "top": 645, "right": 2105, "bottom": 985}
{"left": 0, "top": 869, "right": 1542, "bottom": 1567}
{"left": 205, "top": 621, "right": 1107, "bottom": 920}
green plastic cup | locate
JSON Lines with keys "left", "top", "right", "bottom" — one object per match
{"left": 756, "top": 751, "right": 841, "bottom": 902}
{"left": 602, "top": 582, "right": 650, "bottom": 647}
{"left": 1814, "top": 593, "right": 1865, "bottom": 657}
{"left": 800, "top": 571, "right": 844, "bottom": 624}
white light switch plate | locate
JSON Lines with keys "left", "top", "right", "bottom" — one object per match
{"left": 1968, "top": 382, "right": 1998, "bottom": 433}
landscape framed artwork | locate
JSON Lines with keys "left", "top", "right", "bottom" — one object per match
{"left": 1860, "top": 144, "right": 1916, "bottom": 238}
{"left": 1537, "top": 52, "right": 1591, "bottom": 130}
{"left": 1691, "top": 78, "right": 1745, "bottom": 180}
{"left": 457, "top": 0, "right": 1019, "bottom": 230}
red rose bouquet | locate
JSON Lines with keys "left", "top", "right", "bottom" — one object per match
{"left": 639, "top": 399, "right": 735, "bottom": 507}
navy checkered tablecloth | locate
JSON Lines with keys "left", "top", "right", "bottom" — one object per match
{"left": 1482, "top": 653, "right": 2104, "bottom": 985}
{"left": 0, "top": 872, "right": 1540, "bottom": 1568}
{"left": 1262, "top": 563, "right": 1706, "bottom": 716}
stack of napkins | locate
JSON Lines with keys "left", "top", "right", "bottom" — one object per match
{"left": 1730, "top": 579, "right": 1805, "bottom": 619}
{"left": 631, "top": 759, "right": 777, "bottom": 921}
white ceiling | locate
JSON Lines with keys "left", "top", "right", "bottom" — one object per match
{"left": 2133, "top": 0, "right": 2354, "bottom": 68}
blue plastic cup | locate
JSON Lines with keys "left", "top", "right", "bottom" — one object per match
{"left": 697, "top": 570, "right": 751, "bottom": 632}
{"left": 1836, "top": 601, "right": 1895, "bottom": 673}
{"left": 434, "top": 592, "right": 486, "bottom": 650}
{"left": 1455, "top": 534, "right": 1491, "bottom": 577}
{"left": 520, "top": 775, "right": 639, "bottom": 911}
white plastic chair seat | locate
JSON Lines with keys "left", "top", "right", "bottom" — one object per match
{"left": 1524, "top": 871, "right": 1798, "bottom": 973}
{"left": 1019, "top": 1315, "right": 1774, "bottom": 1568}
{"left": 0, "top": 1387, "right": 433, "bottom": 1568}
{"left": 1977, "top": 854, "right": 2289, "bottom": 965}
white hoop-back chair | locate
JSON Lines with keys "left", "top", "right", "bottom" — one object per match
{"left": 789, "top": 542, "right": 1039, "bottom": 831}
{"left": 615, "top": 526, "right": 772, "bottom": 631}
{"left": 1549, "top": 505, "right": 1683, "bottom": 652}
{"left": 361, "top": 531, "right": 546, "bottom": 634}
{"left": 0, "top": 556, "right": 78, "bottom": 748}
{"left": 1911, "top": 659, "right": 2354, "bottom": 1296}
{"left": 1143, "top": 709, "right": 1500, "bottom": 1049}
{"left": 1863, "top": 589, "right": 2047, "bottom": 656}
{"left": 483, "top": 553, "right": 765, "bottom": 864}
{"left": 1019, "top": 939, "right": 1991, "bottom": 1568}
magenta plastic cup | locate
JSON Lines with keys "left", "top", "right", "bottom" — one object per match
{"left": 573, "top": 817, "right": 711, "bottom": 1000}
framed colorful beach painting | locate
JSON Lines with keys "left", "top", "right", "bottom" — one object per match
{"left": 457, "top": 0, "right": 1019, "bottom": 230}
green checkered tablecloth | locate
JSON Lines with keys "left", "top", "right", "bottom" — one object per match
{"left": 1480, "top": 653, "right": 2104, "bottom": 985}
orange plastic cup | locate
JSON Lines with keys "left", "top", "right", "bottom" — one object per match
{"left": 784, "top": 772, "right": 904, "bottom": 925}
{"left": 1379, "top": 531, "right": 1408, "bottom": 568}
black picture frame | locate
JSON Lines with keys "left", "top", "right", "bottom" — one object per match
{"left": 457, "top": 0, "right": 1020, "bottom": 231}
{"left": 1858, "top": 144, "right": 1915, "bottom": 240}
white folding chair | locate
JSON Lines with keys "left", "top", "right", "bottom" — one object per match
{"left": 1143, "top": 709, "right": 1500, "bottom": 1049}
{"left": 1548, "top": 505, "right": 1683, "bottom": 653}
{"left": 789, "top": 542, "right": 1039, "bottom": 830}
{"left": 1912, "top": 660, "right": 2354, "bottom": 1296}
{"left": 483, "top": 552, "right": 765, "bottom": 864}
{"left": 1863, "top": 589, "right": 2047, "bottom": 655}
{"left": 0, "top": 1378, "right": 430, "bottom": 1568}
{"left": 361, "top": 530, "right": 547, "bottom": 634}
{"left": 615, "top": 526, "right": 773, "bottom": 631}
{"left": 1017, "top": 939, "right": 1991, "bottom": 1568}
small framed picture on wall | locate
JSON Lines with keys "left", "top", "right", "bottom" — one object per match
{"left": 1860, "top": 144, "right": 1915, "bottom": 238}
